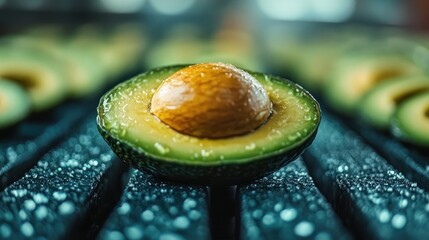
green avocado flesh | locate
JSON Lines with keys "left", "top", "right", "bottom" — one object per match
{"left": 0, "top": 46, "right": 68, "bottom": 111}
{"left": 60, "top": 45, "right": 106, "bottom": 97}
{"left": 359, "top": 76, "right": 429, "bottom": 129}
{"left": 324, "top": 55, "right": 422, "bottom": 114}
{"left": 0, "top": 79, "right": 31, "bottom": 129}
{"left": 391, "top": 92, "right": 429, "bottom": 146}
{"left": 97, "top": 65, "right": 321, "bottom": 185}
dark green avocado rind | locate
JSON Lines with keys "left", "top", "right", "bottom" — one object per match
{"left": 98, "top": 123, "right": 318, "bottom": 185}
{"left": 97, "top": 65, "right": 321, "bottom": 185}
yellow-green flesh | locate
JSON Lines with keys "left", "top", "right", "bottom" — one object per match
{"left": 98, "top": 66, "right": 320, "bottom": 165}
{"left": 0, "top": 47, "right": 68, "bottom": 111}
{"left": 359, "top": 77, "right": 429, "bottom": 128}
{"left": 61, "top": 46, "right": 106, "bottom": 97}
{"left": 324, "top": 55, "right": 422, "bottom": 113}
{"left": 391, "top": 93, "right": 429, "bottom": 145}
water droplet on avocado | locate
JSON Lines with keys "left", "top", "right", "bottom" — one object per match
{"left": 303, "top": 106, "right": 310, "bottom": 112}
{"left": 103, "top": 102, "right": 112, "bottom": 111}
{"left": 119, "top": 128, "right": 127, "bottom": 137}
{"left": 304, "top": 114, "right": 312, "bottom": 121}
{"left": 201, "top": 149, "right": 211, "bottom": 157}
{"left": 264, "top": 75, "right": 270, "bottom": 82}
{"left": 245, "top": 143, "right": 256, "bottom": 150}
{"left": 154, "top": 143, "right": 170, "bottom": 155}
{"left": 288, "top": 134, "right": 298, "bottom": 141}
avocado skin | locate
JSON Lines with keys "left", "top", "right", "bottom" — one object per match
{"left": 98, "top": 124, "right": 318, "bottom": 186}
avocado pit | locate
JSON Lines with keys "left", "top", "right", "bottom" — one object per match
{"left": 150, "top": 63, "right": 272, "bottom": 138}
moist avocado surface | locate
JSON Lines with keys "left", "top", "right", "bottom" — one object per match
{"left": 391, "top": 92, "right": 429, "bottom": 146}
{"left": 359, "top": 76, "right": 429, "bottom": 128}
{"left": 97, "top": 65, "right": 321, "bottom": 185}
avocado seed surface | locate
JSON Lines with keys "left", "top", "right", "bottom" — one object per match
{"left": 150, "top": 63, "right": 272, "bottom": 138}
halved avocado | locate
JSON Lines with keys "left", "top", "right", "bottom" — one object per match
{"left": 97, "top": 64, "right": 321, "bottom": 185}
{"left": 359, "top": 76, "right": 429, "bottom": 129}
{"left": 3, "top": 35, "right": 105, "bottom": 98}
{"left": 0, "top": 79, "right": 31, "bottom": 129}
{"left": 60, "top": 45, "right": 106, "bottom": 97}
{"left": 324, "top": 54, "right": 423, "bottom": 114}
{"left": 294, "top": 33, "right": 369, "bottom": 92}
{"left": 103, "top": 24, "right": 147, "bottom": 77}
{"left": 0, "top": 45, "right": 68, "bottom": 111}
{"left": 145, "top": 35, "right": 208, "bottom": 69}
{"left": 69, "top": 24, "right": 130, "bottom": 81}
{"left": 390, "top": 92, "right": 429, "bottom": 146}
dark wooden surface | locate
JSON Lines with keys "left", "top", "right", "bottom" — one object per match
{"left": 1, "top": 94, "right": 429, "bottom": 240}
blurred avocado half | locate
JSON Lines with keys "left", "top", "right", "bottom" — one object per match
{"left": 391, "top": 92, "right": 429, "bottom": 146}
{"left": 0, "top": 43, "right": 68, "bottom": 111}
{"left": 359, "top": 76, "right": 429, "bottom": 129}
{"left": 0, "top": 79, "right": 31, "bottom": 129}
{"left": 324, "top": 54, "right": 423, "bottom": 114}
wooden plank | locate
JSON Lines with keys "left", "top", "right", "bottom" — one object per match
{"left": 304, "top": 112, "right": 429, "bottom": 240}
{"left": 98, "top": 170, "right": 210, "bottom": 240}
{"left": 347, "top": 120, "right": 429, "bottom": 192}
{"left": 239, "top": 159, "right": 351, "bottom": 240}
{"left": 0, "top": 99, "right": 95, "bottom": 191}
{"left": 0, "top": 114, "right": 126, "bottom": 239}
